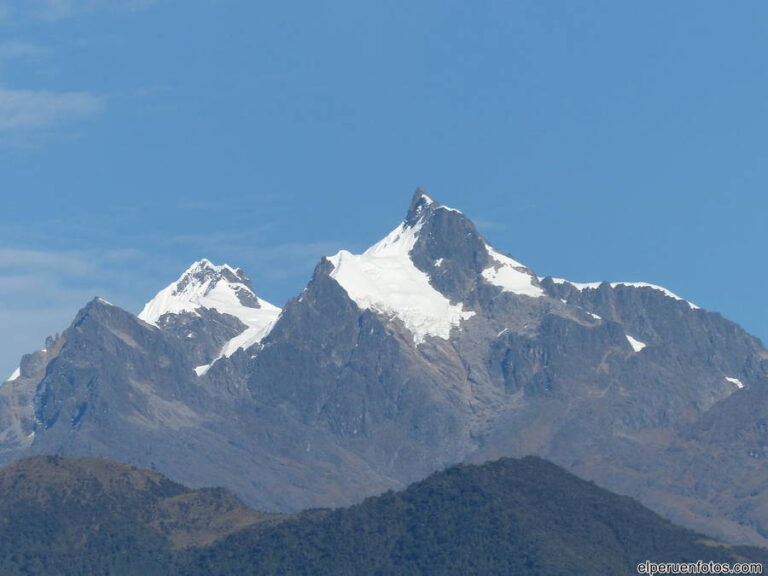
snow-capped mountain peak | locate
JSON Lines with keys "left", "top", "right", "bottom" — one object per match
{"left": 139, "top": 259, "right": 269, "bottom": 324}
{"left": 325, "top": 191, "right": 543, "bottom": 345}
{"left": 138, "top": 259, "right": 281, "bottom": 364}
{"left": 327, "top": 195, "right": 476, "bottom": 345}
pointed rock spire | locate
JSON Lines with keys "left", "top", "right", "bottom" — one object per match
{"left": 405, "top": 188, "right": 438, "bottom": 227}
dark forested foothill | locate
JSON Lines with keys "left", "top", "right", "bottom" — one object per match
{"left": 0, "top": 455, "right": 765, "bottom": 576}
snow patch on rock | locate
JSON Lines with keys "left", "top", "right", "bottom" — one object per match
{"left": 481, "top": 244, "right": 543, "bottom": 298}
{"left": 550, "top": 278, "right": 699, "bottom": 309}
{"left": 725, "top": 376, "right": 745, "bottom": 389}
{"left": 626, "top": 335, "right": 647, "bottom": 352}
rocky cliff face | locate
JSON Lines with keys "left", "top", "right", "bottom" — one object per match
{"left": 1, "top": 190, "right": 767, "bottom": 545}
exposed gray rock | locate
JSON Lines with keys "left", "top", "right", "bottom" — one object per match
{"left": 153, "top": 308, "right": 248, "bottom": 368}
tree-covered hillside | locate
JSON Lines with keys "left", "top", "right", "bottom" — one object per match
{"left": 181, "top": 456, "right": 768, "bottom": 575}
{"left": 1, "top": 455, "right": 766, "bottom": 576}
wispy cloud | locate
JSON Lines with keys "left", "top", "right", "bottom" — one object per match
{"left": 0, "top": 88, "right": 103, "bottom": 131}
{"left": 0, "top": 39, "right": 102, "bottom": 148}
{"left": 31, "top": 0, "right": 160, "bottom": 20}
{"left": 0, "top": 87, "right": 104, "bottom": 146}
{"left": 0, "top": 249, "right": 95, "bottom": 276}
{"left": 0, "top": 41, "right": 51, "bottom": 64}
{"left": 0, "top": 247, "right": 153, "bottom": 300}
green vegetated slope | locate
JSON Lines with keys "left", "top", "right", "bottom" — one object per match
{"left": 1, "top": 455, "right": 765, "bottom": 576}
{"left": 0, "top": 456, "right": 275, "bottom": 576}
{"left": 181, "top": 456, "right": 768, "bottom": 576}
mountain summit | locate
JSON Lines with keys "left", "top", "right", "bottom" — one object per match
{"left": 139, "top": 258, "right": 279, "bottom": 326}
{"left": 139, "top": 259, "right": 281, "bottom": 373}
{"left": 325, "top": 191, "right": 542, "bottom": 344}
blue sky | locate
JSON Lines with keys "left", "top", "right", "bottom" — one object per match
{"left": 1, "top": 0, "right": 767, "bottom": 375}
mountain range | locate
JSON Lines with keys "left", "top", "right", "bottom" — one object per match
{"left": 1, "top": 190, "right": 767, "bottom": 546}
